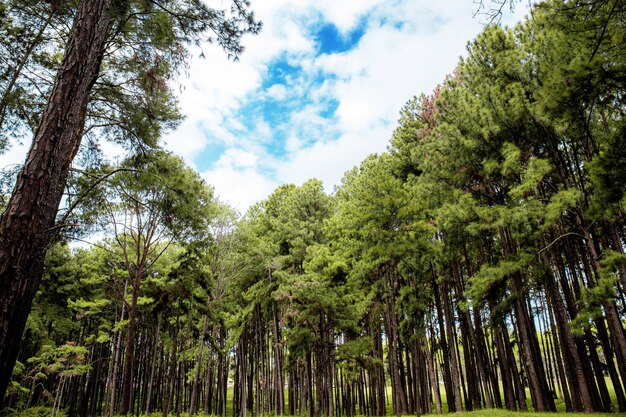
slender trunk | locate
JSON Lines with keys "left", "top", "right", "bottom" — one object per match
{"left": 190, "top": 299, "right": 210, "bottom": 417}
{"left": 385, "top": 266, "right": 406, "bottom": 416}
{"left": 595, "top": 316, "right": 626, "bottom": 411}
{"left": 0, "top": 0, "right": 112, "bottom": 403}
{"left": 306, "top": 350, "right": 314, "bottom": 417}
{"left": 425, "top": 325, "right": 442, "bottom": 415}
{"left": 431, "top": 272, "right": 455, "bottom": 412}
{"left": 272, "top": 306, "right": 284, "bottom": 415}
{"left": 544, "top": 272, "right": 593, "bottom": 412}
{"left": 493, "top": 318, "right": 516, "bottom": 411}
{"left": 120, "top": 270, "right": 142, "bottom": 415}
{"left": 547, "top": 297, "right": 572, "bottom": 411}
{"left": 145, "top": 316, "right": 161, "bottom": 414}
{"left": 579, "top": 221, "right": 626, "bottom": 384}
{"left": 163, "top": 322, "right": 179, "bottom": 417}
{"left": 411, "top": 342, "right": 421, "bottom": 417}
{"left": 440, "top": 278, "right": 463, "bottom": 412}
{"left": 107, "top": 279, "right": 128, "bottom": 417}
{"left": 473, "top": 309, "right": 499, "bottom": 408}
{"left": 500, "top": 227, "right": 553, "bottom": 411}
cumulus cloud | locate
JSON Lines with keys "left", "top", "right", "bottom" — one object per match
{"left": 201, "top": 148, "right": 279, "bottom": 213}
{"left": 0, "top": 0, "right": 531, "bottom": 217}
{"left": 162, "top": 0, "right": 532, "bottom": 212}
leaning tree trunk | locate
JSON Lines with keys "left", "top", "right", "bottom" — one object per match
{"left": 0, "top": 0, "right": 112, "bottom": 404}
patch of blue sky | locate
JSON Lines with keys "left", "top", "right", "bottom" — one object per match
{"left": 314, "top": 20, "right": 366, "bottom": 55}
{"left": 194, "top": 136, "right": 227, "bottom": 172}
{"left": 224, "top": 90, "right": 339, "bottom": 160}
{"left": 319, "top": 98, "right": 339, "bottom": 120}
{"left": 262, "top": 58, "right": 301, "bottom": 89}
{"left": 198, "top": 31, "right": 349, "bottom": 169}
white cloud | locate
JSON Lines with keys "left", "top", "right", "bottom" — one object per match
{"left": 0, "top": 0, "right": 532, "bottom": 217}
{"left": 218, "top": 148, "right": 259, "bottom": 170}
{"left": 163, "top": 120, "right": 207, "bottom": 168}
{"left": 166, "top": 0, "right": 532, "bottom": 211}
{"left": 277, "top": 123, "right": 391, "bottom": 190}
{"left": 311, "top": 0, "right": 386, "bottom": 32}
{"left": 201, "top": 148, "right": 279, "bottom": 213}
{"left": 266, "top": 84, "right": 288, "bottom": 101}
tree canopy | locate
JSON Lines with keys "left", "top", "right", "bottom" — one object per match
{"left": 2, "top": 0, "right": 626, "bottom": 416}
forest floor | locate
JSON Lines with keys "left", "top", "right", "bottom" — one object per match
{"left": 455, "top": 411, "right": 625, "bottom": 417}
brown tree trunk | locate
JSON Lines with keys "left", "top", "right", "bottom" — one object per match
{"left": 120, "top": 270, "right": 142, "bottom": 415}
{"left": 106, "top": 281, "right": 128, "bottom": 417}
{"left": 272, "top": 306, "right": 285, "bottom": 415}
{"left": 500, "top": 227, "right": 554, "bottom": 411}
{"left": 547, "top": 297, "right": 572, "bottom": 411}
{"left": 493, "top": 318, "right": 517, "bottom": 411}
{"left": 190, "top": 301, "right": 210, "bottom": 417}
{"left": 440, "top": 278, "right": 463, "bottom": 412}
{"left": 0, "top": 0, "right": 112, "bottom": 404}
{"left": 145, "top": 315, "right": 162, "bottom": 414}
{"left": 473, "top": 308, "right": 499, "bottom": 409}
{"left": 432, "top": 272, "right": 456, "bottom": 412}
{"left": 163, "top": 322, "right": 180, "bottom": 417}
{"left": 384, "top": 267, "right": 408, "bottom": 416}
{"left": 544, "top": 271, "right": 593, "bottom": 412}
{"left": 595, "top": 316, "right": 626, "bottom": 411}
{"left": 425, "top": 324, "right": 442, "bottom": 415}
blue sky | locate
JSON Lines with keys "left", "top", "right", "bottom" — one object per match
{"left": 0, "top": 1, "right": 530, "bottom": 214}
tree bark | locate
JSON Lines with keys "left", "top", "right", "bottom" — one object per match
{"left": 0, "top": 0, "right": 112, "bottom": 404}
{"left": 432, "top": 272, "right": 456, "bottom": 412}
{"left": 119, "top": 276, "right": 139, "bottom": 415}
{"left": 544, "top": 271, "right": 594, "bottom": 412}
{"left": 190, "top": 299, "right": 210, "bottom": 417}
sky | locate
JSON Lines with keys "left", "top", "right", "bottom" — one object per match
{"left": 160, "top": 0, "right": 531, "bottom": 212}
{"left": 0, "top": 0, "right": 531, "bottom": 214}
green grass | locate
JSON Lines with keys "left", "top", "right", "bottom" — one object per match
{"left": 452, "top": 411, "right": 624, "bottom": 417}
{"left": 149, "top": 410, "right": 626, "bottom": 417}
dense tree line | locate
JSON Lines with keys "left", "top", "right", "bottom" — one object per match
{"left": 2, "top": 0, "right": 626, "bottom": 416}
{"left": 0, "top": 0, "right": 260, "bottom": 402}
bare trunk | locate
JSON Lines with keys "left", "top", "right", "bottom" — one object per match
{"left": 145, "top": 315, "right": 161, "bottom": 414}
{"left": 190, "top": 300, "right": 210, "bottom": 417}
{"left": 120, "top": 271, "right": 141, "bottom": 415}
{"left": 544, "top": 272, "right": 593, "bottom": 412}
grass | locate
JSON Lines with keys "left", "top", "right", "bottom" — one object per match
{"left": 453, "top": 410, "right": 624, "bottom": 417}
{"left": 10, "top": 379, "right": 626, "bottom": 417}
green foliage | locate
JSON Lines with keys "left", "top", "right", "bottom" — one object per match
{"left": 11, "top": 1, "right": 626, "bottom": 415}
{"left": 0, "top": 0, "right": 261, "bottom": 160}
{"left": 3, "top": 406, "right": 67, "bottom": 417}
{"left": 26, "top": 342, "right": 91, "bottom": 379}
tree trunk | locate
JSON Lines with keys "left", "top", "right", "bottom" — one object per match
{"left": 425, "top": 324, "right": 442, "bottom": 415}
{"left": 493, "top": 317, "right": 516, "bottom": 411}
{"left": 0, "top": 0, "right": 112, "bottom": 404}
{"left": 190, "top": 299, "right": 210, "bottom": 417}
{"left": 145, "top": 315, "right": 162, "bottom": 414}
{"left": 272, "top": 306, "right": 284, "bottom": 415}
{"left": 163, "top": 323, "right": 180, "bottom": 417}
{"left": 544, "top": 271, "right": 593, "bottom": 412}
{"left": 120, "top": 271, "right": 141, "bottom": 415}
{"left": 440, "top": 278, "right": 463, "bottom": 412}
{"left": 431, "top": 272, "right": 456, "bottom": 412}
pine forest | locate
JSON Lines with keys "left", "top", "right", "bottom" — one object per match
{"left": 0, "top": 0, "right": 625, "bottom": 417}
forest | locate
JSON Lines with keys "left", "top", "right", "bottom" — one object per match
{"left": 1, "top": 0, "right": 625, "bottom": 416}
